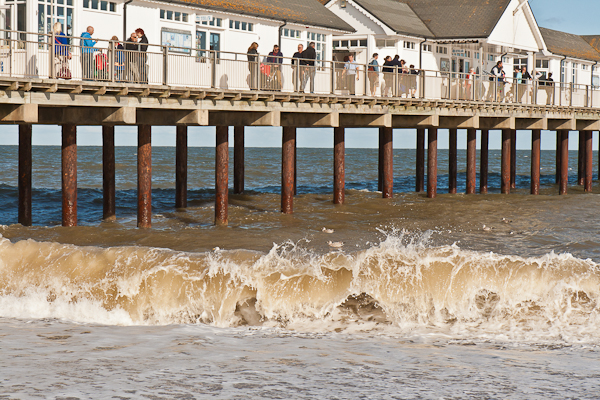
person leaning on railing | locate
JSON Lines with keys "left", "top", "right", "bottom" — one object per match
{"left": 368, "top": 53, "right": 380, "bottom": 96}
{"left": 136, "top": 28, "right": 149, "bottom": 84}
{"left": 125, "top": 32, "right": 140, "bottom": 83}
{"left": 247, "top": 42, "right": 259, "bottom": 90}
{"left": 292, "top": 44, "right": 304, "bottom": 92}
{"left": 111, "top": 36, "right": 125, "bottom": 82}
{"left": 343, "top": 54, "right": 359, "bottom": 95}
{"left": 53, "top": 22, "right": 71, "bottom": 79}
{"left": 300, "top": 42, "right": 316, "bottom": 94}
{"left": 267, "top": 44, "right": 283, "bottom": 91}
{"left": 80, "top": 26, "right": 97, "bottom": 81}
{"left": 382, "top": 56, "right": 394, "bottom": 97}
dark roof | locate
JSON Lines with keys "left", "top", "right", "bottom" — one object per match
{"left": 540, "top": 28, "right": 600, "bottom": 62}
{"left": 352, "top": 0, "right": 432, "bottom": 37}
{"left": 159, "top": 0, "right": 355, "bottom": 32}
{"left": 401, "top": 0, "right": 511, "bottom": 39}
{"left": 581, "top": 35, "right": 600, "bottom": 55}
{"left": 320, "top": 0, "right": 510, "bottom": 39}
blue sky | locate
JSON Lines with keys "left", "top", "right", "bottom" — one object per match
{"left": 0, "top": 0, "right": 596, "bottom": 150}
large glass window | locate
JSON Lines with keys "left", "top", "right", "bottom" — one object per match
{"left": 5, "top": 0, "right": 27, "bottom": 42}
{"left": 307, "top": 31, "right": 326, "bottom": 65}
{"left": 37, "top": 0, "right": 74, "bottom": 41}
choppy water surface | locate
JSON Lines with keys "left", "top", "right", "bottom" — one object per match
{"left": 1, "top": 145, "right": 600, "bottom": 398}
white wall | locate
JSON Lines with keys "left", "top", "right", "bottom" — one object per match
{"left": 488, "top": 0, "right": 540, "bottom": 52}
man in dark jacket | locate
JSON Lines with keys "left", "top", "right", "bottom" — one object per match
{"left": 301, "top": 42, "right": 317, "bottom": 93}
{"left": 136, "top": 28, "right": 149, "bottom": 83}
{"left": 124, "top": 32, "right": 140, "bottom": 82}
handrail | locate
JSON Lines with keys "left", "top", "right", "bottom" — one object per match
{"left": 0, "top": 28, "right": 595, "bottom": 108}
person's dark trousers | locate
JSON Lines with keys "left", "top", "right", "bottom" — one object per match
{"left": 81, "top": 52, "right": 94, "bottom": 80}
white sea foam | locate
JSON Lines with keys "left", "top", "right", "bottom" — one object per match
{"left": 0, "top": 232, "right": 599, "bottom": 343}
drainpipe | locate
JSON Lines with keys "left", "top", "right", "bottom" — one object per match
{"left": 419, "top": 39, "right": 426, "bottom": 70}
{"left": 123, "top": 0, "right": 134, "bottom": 42}
{"left": 278, "top": 20, "right": 287, "bottom": 49}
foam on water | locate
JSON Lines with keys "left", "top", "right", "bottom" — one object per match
{"left": 0, "top": 231, "right": 599, "bottom": 343}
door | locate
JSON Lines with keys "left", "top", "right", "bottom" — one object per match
{"left": 196, "top": 30, "right": 206, "bottom": 59}
{"left": 209, "top": 32, "right": 220, "bottom": 58}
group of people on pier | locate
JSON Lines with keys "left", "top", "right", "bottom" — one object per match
{"left": 54, "top": 24, "right": 150, "bottom": 84}
{"left": 49, "top": 30, "right": 563, "bottom": 105}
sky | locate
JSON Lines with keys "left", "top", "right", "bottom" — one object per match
{"left": 0, "top": 0, "right": 597, "bottom": 150}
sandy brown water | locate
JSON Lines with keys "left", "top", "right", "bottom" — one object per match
{"left": 1, "top": 144, "right": 600, "bottom": 398}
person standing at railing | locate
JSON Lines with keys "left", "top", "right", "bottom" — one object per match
{"left": 136, "top": 28, "right": 149, "bottom": 84}
{"left": 301, "top": 42, "right": 317, "bottom": 94}
{"left": 125, "top": 32, "right": 140, "bottom": 83}
{"left": 53, "top": 22, "right": 71, "bottom": 79}
{"left": 382, "top": 56, "right": 394, "bottom": 97}
{"left": 520, "top": 66, "right": 532, "bottom": 103}
{"left": 367, "top": 53, "right": 380, "bottom": 96}
{"left": 292, "top": 44, "right": 304, "bottom": 92}
{"left": 111, "top": 36, "right": 125, "bottom": 82}
{"left": 343, "top": 54, "right": 359, "bottom": 95}
{"left": 267, "top": 44, "right": 283, "bottom": 91}
{"left": 247, "top": 42, "right": 259, "bottom": 90}
{"left": 541, "top": 72, "right": 554, "bottom": 105}
{"left": 464, "top": 67, "right": 475, "bottom": 101}
{"left": 487, "top": 60, "right": 504, "bottom": 101}
{"left": 80, "top": 26, "right": 97, "bottom": 81}
{"left": 409, "top": 64, "right": 419, "bottom": 98}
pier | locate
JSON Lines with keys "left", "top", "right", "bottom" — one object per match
{"left": 2, "top": 30, "right": 600, "bottom": 227}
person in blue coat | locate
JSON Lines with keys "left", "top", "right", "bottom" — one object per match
{"left": 80, "top": 26, "right": 97, "bottom": 80}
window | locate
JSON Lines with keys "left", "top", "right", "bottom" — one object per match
{"left": 308, "top": 31, "right": 327, "bottom": 65}
{"left": 436, "top": 46, "right": 448, "bottom": 55}
{"left": 160, "top": 9, "right": 189, "bottom": 22}
{"left": 201, "top": 18, "right": 221, "bottom": 27}
{"left": 561, "top": 60, "right": 566, "bottom": 83}
{"left": 283, "top": 28, "right": 301, "bottom": 39}
{"left": 572, "top": 63, "right": 578, "bottom": 83}
{"left": 38, "top": 0, "right": 74, "bottom": 41}
{"left": 582, "top": 64, "right": 589, "bottom": 71}
{"left": 403, "top": 41, "right": 415, "bottom": 50}
{"left": 83, "top": 0, "right": 117, "bottom": 12}
{"left": 488, "top": 54, "right": 495, "bottom": 62}
{"left": 536, "top": 59, "right": 549, "bottom": 69}
{"left": 475, "top": 52, "right": 480, "bottom": 59}
{"left": 376, "top": 39, "right": 396, "bottom": 48}
{"left": 422, "top": 44, "right": 432, "bottom": 52}
{"left": 229, "top": 19, "right": 253, "bottom": 31}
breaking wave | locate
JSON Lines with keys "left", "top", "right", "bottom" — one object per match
{"left": 0, "top": 232, "right": 599, "bottom": 342}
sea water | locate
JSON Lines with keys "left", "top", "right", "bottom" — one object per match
{"left": 1, "top": 145, "right": 600, "bottom": 399}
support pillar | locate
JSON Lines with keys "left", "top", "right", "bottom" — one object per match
{"left": 62, "top": 124, "right": 77, "bottom": 227}
{"left": 137, "top": 125, "right": 152, "bottom": 228}
{"left": 531, "top": 129, "right": 541, "bottom": 195}
{"left": 233, "top": 126, "right": 245, "bottom": 194}
{"left": 102, "top": 125, "right": 116, "bottom": 220}
{"left": 416, "top": 129, "right": 425, "bottom": 192}
{"left": 560, "top": 130, "right": 569, "bottom": 195}
{"left": 448, "top": 128, "right": 457, "bottom": 194}
{"left": 480, "top": 130, "right": 489, "bottom": 194}
{"left": 294, "top": 138, "right": 297, "bottom": 196}
{"left": 466, "top": 128, "right": 476, "bottom": 194}
{"left": 556, "top": 132, "right": 561, "bottom": 184}
{"left": 578, "top": 131, "right": 585, "bottom": 186}
{"left": 381, "top": 127, "right": 393, "bottom": 198}
{"left": 175, "top": 125, "right": 188, "bottom": 208}
{"left": 510, "top": 129, "right": 517, "bottom": 189}
{"left": 18, "top": 124, "right": 32, "bottom": 226}
{"left": 282, "top": 127, "right": 296, "bottom": 214}
{"left": 333, "top": 127, "right": 345, "bottom": 204}
{"left": 378, "top": 128, "right": 384, "bottom": 191}
{"left": 215, "top": 126, "right": 229, "bottom": 224}
{"left": 501, "top": 129, "right": 511, "bottom": 194}
{"left": 585, "top": 131, "right": 593, "bottom": 192}
{"left": 427, "top": 128, "right": 438, "bottom": 199}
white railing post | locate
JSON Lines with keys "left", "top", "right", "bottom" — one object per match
{"left": 570, "top": 83, "right": 573, "bottom": 107}
{"left": 211, "top": 51, "right": 217, "bottom": 88}
{"left": 330, "top": 61, "right": 335, "bottom": 95}
{"left": 162, "top": 46, "right": 168, "bottom": 85}
{"left": 50, "top": 32, "right": 55, "bottom": 79}
{"left": 110, "top": 41, "right": 115, "bottom": 83}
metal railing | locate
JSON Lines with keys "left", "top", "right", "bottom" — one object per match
{"left": 0, "top": 29, "right": 596, "bottom": 108}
